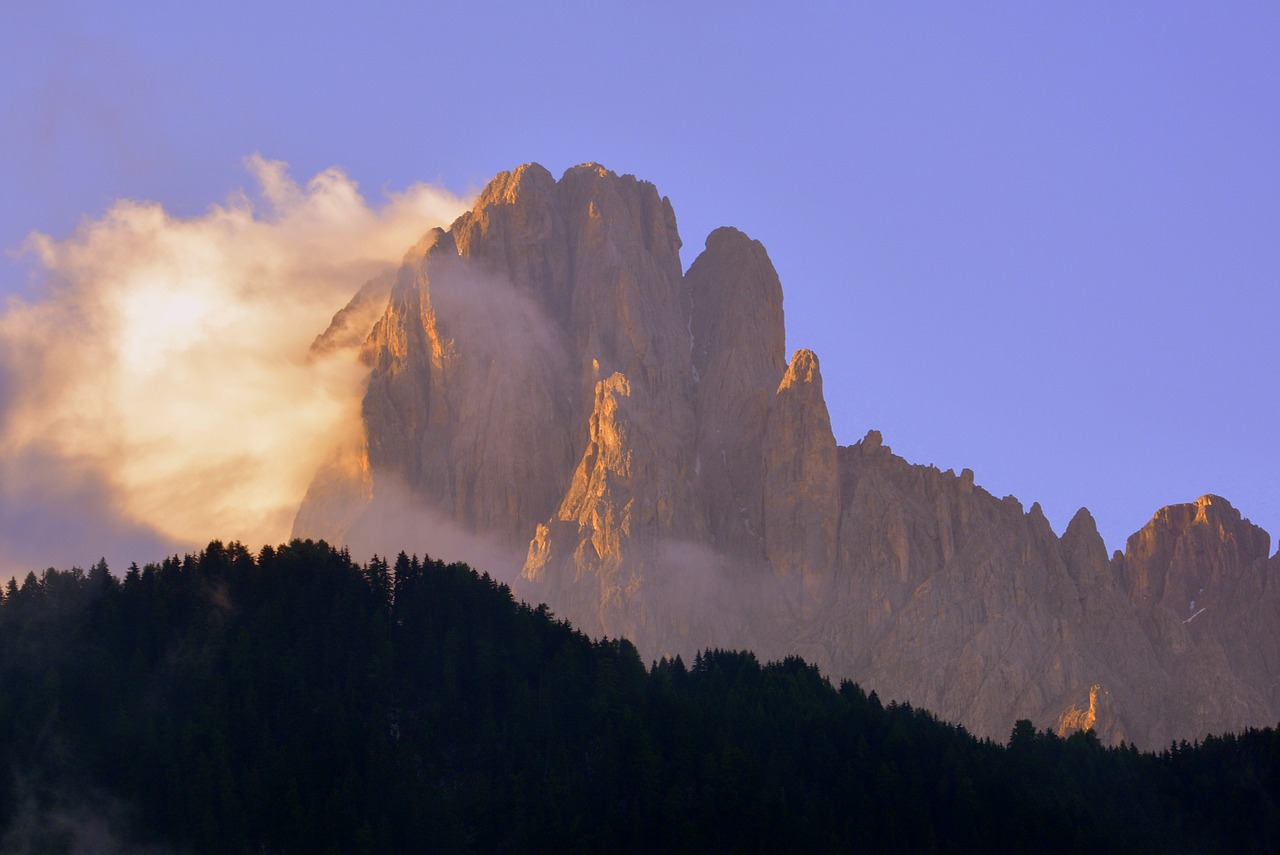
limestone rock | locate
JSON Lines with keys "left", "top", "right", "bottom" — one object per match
{"left": 763, "top": 350, "right": 839, "bottom": 611}
{"left": 688, "top": 227, "right": 786, "bottom": 562}
{"left": 824, "top": 437, "right": 1094, "bottom": 740}
{"left": 1115, "top": 495, "right": 1278, "bottom": 731}
{"left": 1062, "top": 507, "right": 1111, "bottom": 586}
{"left": 523, "top": 369, "right": 718, "bottom": 654}
{"left": 295, "top": 161, "right": 1280, "bottom": 748}
{"left": 1119, "top": 494, "right": 1271, "bottom": 617}
{"left": 1057, "top": 684, "right": 1104, "bottom": 736}
{"left": 358, "top": 242, "right": 573, "bottom": 547}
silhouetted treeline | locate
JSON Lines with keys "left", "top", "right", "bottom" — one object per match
{"left": 0, "top": 541, "right": 1277, "bottom": 854}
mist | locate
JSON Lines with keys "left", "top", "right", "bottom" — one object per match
{"left": 0, "top": 770, "right": 178, "bottom": 855}
{"left": 0, "top": 156, "right": 468, "bottom": 577}
{"left": 342, "top": 472, "right": 530, "bottom": 586}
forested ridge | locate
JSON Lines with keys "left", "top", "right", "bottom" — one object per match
{"left": 0, "top": 541, "right": 1277, "bottom": 854}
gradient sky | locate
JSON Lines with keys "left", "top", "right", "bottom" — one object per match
{"left": 1, "top": 1, "right": 1277, "bottom": 569}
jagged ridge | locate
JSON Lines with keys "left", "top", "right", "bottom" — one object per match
{"left": 295, "top": 163, "right": 1280, "bottom": 746}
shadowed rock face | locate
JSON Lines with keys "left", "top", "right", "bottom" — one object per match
{"left": 296, "top": 163, "right": 1280, "bottom": 747}
{"left": 689, "top": 227, "right": 785, "bottom": 565}
{"left": 824, "top": 441, "right": 1275, "bottom": 746}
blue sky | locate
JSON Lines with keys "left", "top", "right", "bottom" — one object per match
{"left": 1, "top": 1, "right": 1277, "bottom": 568}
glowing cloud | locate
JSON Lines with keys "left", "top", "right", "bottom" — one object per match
{"left": 0, "top": 157, "right": 469, "bottom": 569}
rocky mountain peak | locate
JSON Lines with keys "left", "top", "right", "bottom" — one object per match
{"left": 1061, "top": 506, "right": 1110, "bottom": 585}
{"left": 688, "top": 225, "right": 786, "bottom": 383}
{"left": 688, "top": 227, "right": 787, "bottom": 560}
{"left": 779, "top": 348, "right": 823, "bottom": 389}
{"left": 295, "top": 162, "right": 1279, "bottom": 748}
{"left": 1107, "top": 494, "right": 1279, "bottom": 738}
{"left": 763, "top": 349, "right": 839, "bottom": 608}
{"left": 1119, "top": 494, "right": 1271, "bottom": 612}
{"left": 474, "top": 162, "right": 556, "bottom": 210}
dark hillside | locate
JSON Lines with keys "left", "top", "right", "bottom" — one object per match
{"left": 0, "top": 541, "right": 1276, "bottom": 853}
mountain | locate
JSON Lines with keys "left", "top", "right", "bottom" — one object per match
{"left": 295, "top": 163, "right": 1280, "bottom": 747}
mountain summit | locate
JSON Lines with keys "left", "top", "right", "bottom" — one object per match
{"left": 295, "top": 163, "right": 1280, "bottom": 746}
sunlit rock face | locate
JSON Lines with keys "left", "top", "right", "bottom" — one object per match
{"left": 1114, "top": 496, "right": 1279, "bottom": 736}
{"left": 762, "top": 349, "right": 839, "bottom": 613}
{"left": 296, "top": 163, "right": 1280, "bottom": 747}
{"left": 1118, "top": 495, "right": 1271, "bottom": 616}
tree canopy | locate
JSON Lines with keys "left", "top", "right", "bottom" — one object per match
{"left": 0, "top": 541, "right": 1276, "bottom": 853}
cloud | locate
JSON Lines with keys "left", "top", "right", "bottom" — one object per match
{"left": 0, "top": 157, "right": 468, "bottom": 576}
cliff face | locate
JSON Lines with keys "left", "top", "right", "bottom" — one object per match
{"left": 295, "top": 163, "right": 1279, "bottom": 746}
{"left": 1114, "top": 496, "right": 1279, "bottom": 737}
{"left": 762, "top": 350, "right": 840, "bottom": 613}
{"left": 818, "top": 439, "right": 1276, "bottom": 745}
{"left": 688, "top": 227, "right": 785, "bottom": 566}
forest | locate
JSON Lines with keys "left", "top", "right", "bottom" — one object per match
{"left": 0, "top": 540, "right": 1277, "bottom": 854}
